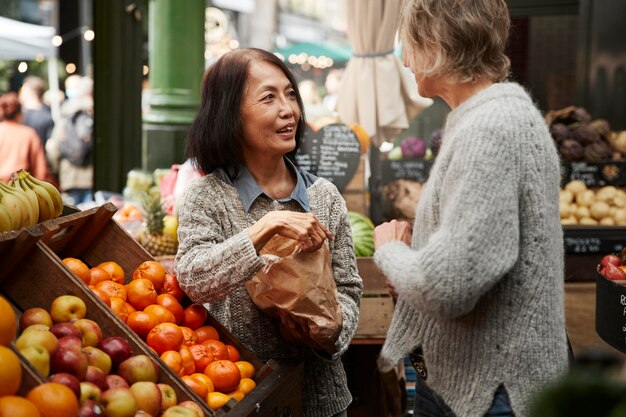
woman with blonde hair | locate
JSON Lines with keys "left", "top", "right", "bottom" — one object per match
{"left": 373, "top": 1, "right": 568, "bottom": 416}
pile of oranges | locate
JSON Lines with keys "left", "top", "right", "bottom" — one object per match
{"left": 0, "top": 295, "right": 79, "bottom": 417}
{"left": 62, "top": 258, "right": 257, "bottom": 410}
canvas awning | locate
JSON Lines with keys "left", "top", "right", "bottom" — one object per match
{"left": 275, "top": 41, "right": 353, "bottom": 63}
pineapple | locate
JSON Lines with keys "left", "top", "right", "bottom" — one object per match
{"left": 138, "top": 189, "right": 178, "bottom": 256}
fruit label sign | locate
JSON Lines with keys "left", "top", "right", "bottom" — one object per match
{"left": 563, "top": 237, "right": 602, "bottom": 254}
{"left": 563, "top": 161, "right": 626, "bottom": 187}
{"left": 382, "top": 159, "right": 432, "bottom": 184}
{"left": 563, "top": 227, "right": 626, "bottom": 254}
{"left": 296, "top": 124, "right": 361, "bottom": 193}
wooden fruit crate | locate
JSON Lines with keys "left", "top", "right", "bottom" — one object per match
{"left": 32, "top": 203, "right": 304, "bottom": 417}
{"left": 0, "top": 225, "right": 44, "bottom": 285}
{"left": 354, "top": 258, "right": 394, "bottom": 340}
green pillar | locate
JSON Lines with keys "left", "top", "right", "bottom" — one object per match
{"left": 143, "top": 0, "right": 205, "bottom": 170}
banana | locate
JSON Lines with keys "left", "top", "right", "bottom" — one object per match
{"left": 8, "top": 173, "right": 39, "bottom": 225}
{"left": 21, "top": 174, "right": 55, "bottom": 222}
{"left": 0, "top": 203, "right": 14, "bottom": 232}
{"left": 23, "top": 171, "right": 63, "bottom": 218}
{"left": 0, "top": 181, "right": 36, "bottom": 227}
{"left": 0, "top": 187, "right": 25, "bottom": 229}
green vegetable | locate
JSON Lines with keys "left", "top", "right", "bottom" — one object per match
{"left": 348, "top": 211, "right": 375, "bottom": 257}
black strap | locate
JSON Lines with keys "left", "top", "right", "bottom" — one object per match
{"left": 409, "top": 346, "right": 428, "bottom": 380}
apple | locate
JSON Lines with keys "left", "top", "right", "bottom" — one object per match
{"left": 106, "top": 374, "right": 130, "bottom": 390}
{"left": 134, "top": 411, "right": 152, "bottom": 417}
{"left": 50, "top": 295, "right": 87, "bottom": 323}
{"left": 85, "top": 365, "right": 109, "bottom": 391}
{"left": 601, "top": 254, "right": 622, "bottom": 269}
{"left": 50, "top": 346, "right": 89, "bottom": 379}
{"left": 604, "top": 262, "right": 626, "bottom": 281}
{"left": 163, "top": 404, "right": 202, "bottom": 417}
{"left": 158, "top": 383, "right": 178, "bottom": 411}
{"left": 50, "top": 322, "right": 82, "bottom": 339}
{"left": 21, "top": 323, "right": 50, "bottom": 332}
{"left": 79, "top": 399, "right": 106, "bottom": 417}
{"left": 178, "top": 401, "right": 204, "bottom": 416}
{"left": 130, "top": 381, "right": 162, "bottom": 416}
{"left": 73, "top": 318, "right": 103, "bottom": 347}
{"left": 80, "top": 381, "right": 103, "bottom": 403}
{"left": 117, "top": 354, "right": 159, "bottom": 384}
{"left": 57, "top": 335, "right": 83, "bottom": 351}
{"left": 98, "top": 336, "right": 132, "bottom": 368}
{"left": 19, "top": 345, "right": 50, "bottom": 377}
{"left": 101, "top": 387, "right": 138, "bottom": 417}
{"left": 19, "top": 307, "right": 52, "bottom": 330}
{"left": 49, "top": 372, "right": 81, "bottom": 398}
{"left": 82, "top": 346, "right": 112, "bottom": 374}
{"left": 15, "top": 327, "right": 59, "bottom": 354}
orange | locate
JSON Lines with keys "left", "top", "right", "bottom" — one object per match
{"left": 226, "top": 389, "right": 244, "bottom": 401}
{"left": 124, "top": 302, "right": 136, "bottom": 317}
{"left": 109, "top": 297, "right": 130, "bottom": 322}
{"left": 179, "top": 345, "right": 196, "bottom": 375}
{"left": 0, "top": 346, "right": 22, "bottom": 396}
{"left": 235, "top": 361, "right": 255, "bottom": 379}
{"left": 207, "top": 392, "right": 230, "bottom": 411}
{"left": 97, "top": 261, "right": 125, "bottom": 284}
{"left": 156, "top": 294, "right": 184, "bottom": 324}
{"left": 160, "top": 273, "right": 185, "bottom": 301}
{"left": 88, "top": 266, "right": 111, "bottom": 286}
{"left": 204, "top": 360, "right": 241, "bottom": 393}
{"left": 182, "top": 304, "right": 208, "bottom": 330}
{"left": 144, "top": 304, "right": 176, "bottom": 324}
{"left": 0, "top": 396, "right": 41, "bottom": 417}
{"left": 179, "top": 326, "right": 198, "bottom": 347}
{"left": 226, "top": 345, "right": 240, "bottom": 362}
{"left": 146, "top": 322, "right": 184, "bottom": 355}
{"left": 239, "top": 377, "right": 256, "bottom": 395}
{"left": 350, "top": 123, "right": 371, "bottom": 154}
{"left": 202, "top": 339, "right": 229, "bottom": 361}
{"left": 195, "top": 325, "right": 219, "bottom": 343}
{"left": 91, "top": 287, "right": 111, "bottom": 307}
{"left": 26, "top": 382, "right": 78, "bottom": 417}
{"left": 188, "top": 344, "right": 214, "bottom": 374}
{"left": 62, "top": 257, "right": 91, "bottom": 284}
{"left": 133, "top": 261, "right": 166, "bottom": 291}
{"left": 161, "top": 350, "right": 184, "bottom": 377}
{"left": 127, "top": 311, "right": 159, "bottom": 339}
{"left": 126, "top": 278, "right": 158, "bottom": 310}
{"left": 95, "top": 280, "right": 127, "bottom": 302}
{"left": 181, "top": 375, "right": 208, "bottom": 399}
{"left": 0, "top": 295, "right": 17, "bottom": 346}
{"left": 189, "top": 372, "right": 214, "bottom": 393}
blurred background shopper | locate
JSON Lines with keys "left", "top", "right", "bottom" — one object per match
{"left": 372, "top": 1, "right": 569, "bottom": 416}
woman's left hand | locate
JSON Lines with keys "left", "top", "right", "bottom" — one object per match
{"left": 374, "top": 219, "right": 412, "bottom": 250}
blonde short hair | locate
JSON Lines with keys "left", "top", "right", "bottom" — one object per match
{"left": 399, "top": 0, "right": 511, "bottom": 83}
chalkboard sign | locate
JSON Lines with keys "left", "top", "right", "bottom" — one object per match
{"left": 595, "top": 272, "right": 626, "bottom": 353}
{"left": 295, "top": 124, "right": 361, "bottom": 192}
{"left": 562, "top": 161, "right": 626, "bottom": 187}
{"left": 381, "top": 159, "right": 432, "bottom": 184}
{"left": 563, "top": 226, "right": 626, "bottom": 254}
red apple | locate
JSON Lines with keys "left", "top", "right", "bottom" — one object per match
{"left": 50, "top": 295, "right": 87, "bottom": 323}
{"left": 82, "top": 346, "right": 112, "bottom": 374}
{"left": 101, "top": 387, "right": 138, "bottom": 417}
{"left": 130, "top": 381, "right": 162, "bottom": 416}
{"left": 50, "top": 322, "right": 82, "bottom": 339}
{"left": 98, "top": 336, "right": 132, "bottom": 368}
{"left": 117, "top": 355, "right": 159, "bottom": 384}
{"left": 85, "top": 365, "right": 109, "bottom": 391}
{"left": 158, "top": 383, "right": 177, "bottom": 411}
{"left": 57, "top": 335, "right": 83, "bottom": 351}
{"left": 49, "top": 372, "right": 81, "bottom": 398}
{"left": 51, "top": 346, "right": 89, "bottom": 380}
{"left": 73, "top": 318, "right": 103, "bottom": 347}
{"left": 15, "top": 327, "right": 59, "bottom": 354}
{"left": 19, "top": 307, "right": 52, "bottom": 330}
{"left": 106, "top": 374, "right": 130, "bottom": 390}
{"left": 80, "top": 381, "right": 102, "bottom": 403}
{"left": 19, "top": 345, "right": 50, "bottom": 377}
{"left": 165, "top": 403, "right": 202, "bottom": 417}
{"left": 79, "top": 399, "right": 106, "bottom": 417}
{"left": 601, "top": 254, "right": 622, "bottom": 269}
{"left": 604, "top": 263, "right": 626, "bottom": 281}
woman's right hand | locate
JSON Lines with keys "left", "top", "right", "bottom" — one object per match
{"left": 248, "top": 210, "right": 334, "bottom": 253}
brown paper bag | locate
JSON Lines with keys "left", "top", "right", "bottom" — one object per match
{"left": 245, "top": 235, "right": 343, "bottom": 353}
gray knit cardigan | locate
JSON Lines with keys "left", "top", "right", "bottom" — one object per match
{"left": 175, "top": 172, "right": 363, "bottom": 417}
{"left": 374, "top": 82, "right": 569, "bottom": 417}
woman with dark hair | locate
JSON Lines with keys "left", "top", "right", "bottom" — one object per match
{"left": 0, "top": 92, "right": 49, "bottom": 182}
{"left": 175, "top": 48, "right": 362, "bottom": 417}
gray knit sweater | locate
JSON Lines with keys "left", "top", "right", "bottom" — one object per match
{"left": 175, "top": 171, "right": 362, "bottom": 417}
{"left": 374, "top": 83, "right": 568, "bottom": 417}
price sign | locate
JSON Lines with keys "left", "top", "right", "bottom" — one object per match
{"left": 381, "top": 159, "right": 432, "bottom": 184}
{"left": 562, "top": 161, "right": 626, "bottom": 187}
{"left": 563, "top": 226, "right": 626, "bottom": 254}
{"left": 295, "top": 124, "right": 361, "bottom": 192}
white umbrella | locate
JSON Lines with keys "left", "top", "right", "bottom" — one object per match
{"left": 336, "top": 0, "right": 432, "bottom": 145}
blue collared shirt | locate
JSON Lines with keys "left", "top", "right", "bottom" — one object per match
{"left": 216, "top": 158, "right": 317, "bottom": 213}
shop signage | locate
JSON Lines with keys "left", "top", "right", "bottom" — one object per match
{"left": 562, "top": 226, "right": 626, "bottom": 254}
{"left": 381, "top": 159, "right": 432, "bottom": 184}
{"left": 296, "top": 124, "right": 361, "bottom": 193}
{"left": 562, "top": 161, "right": 626, "bottom": 187}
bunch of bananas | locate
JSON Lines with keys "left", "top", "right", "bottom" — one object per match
{"left": 0, "top": 169, "right": 64, "bottom": 233}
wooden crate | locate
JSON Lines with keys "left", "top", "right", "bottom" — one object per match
{"left": 354, "top": 258, "right": 394, "bottom": 340}
{"left": 31, "top": 203, "right": 303, "bottom": 417}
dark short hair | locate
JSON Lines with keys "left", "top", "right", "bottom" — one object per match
{"left": 0, "top": 92, "right": 21, "bottom": 120}
{"left": 186, "top": 48, "right": 306, "bottom": 177}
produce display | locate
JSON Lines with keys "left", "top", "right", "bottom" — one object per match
{"left": 137, "top": 191, "right": 178, "bottom": 257}
{"left": 62, "top": 258, "right": 257, "bottom": 411}
{"left": 348, "top": 211, "right": 375, "bottom": 257}
{"left": 559, "top": 180, "right": 626, "bottom": 225}
{"left": 598, "top": 250, "right": 626, "bottom": 282}
{"left": 0, "top": 169, "right": 63, "bottom": 232}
